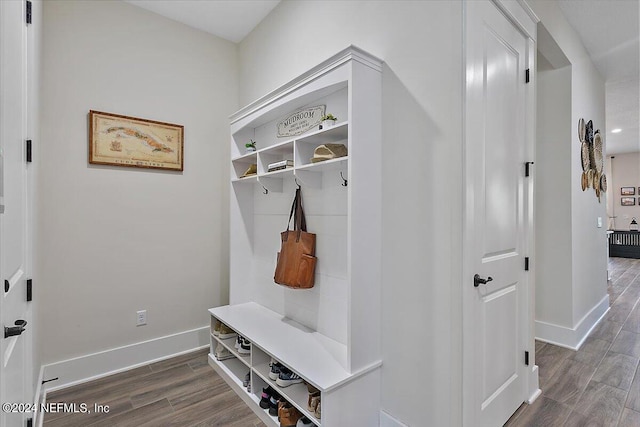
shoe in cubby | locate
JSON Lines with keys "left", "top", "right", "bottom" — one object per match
{"left": 212, "top": 319, "right": 221, "bottom": 336}
{"left": 268, "top": 393, "right": 282, "bottom": 417}
{"left": 218, "top": 323, "right": 236, "bottom": 339}
{"left": 297, "top": 416, "right": 313, "bottom": 427}
{"left": 214, "top": 343, "right": 234, "bottom": 361}
{"left": 276, "top": 367, "right": 303, "bottom": 387}
{"left": 243, "top": 371, "right": 250, "bottom": 388}
{"left": 260, "top": 386, "right": 275, "bottom": 409}
{"left": 238, "top": 337, "right": 251, "bottom": 356}
{"left": 308, "top": 394, "right": 320, "bottom": 414}
{"left": 269, "top": 358, "right": 283, "bottom": 380}
{"left": 279, "top": 401, "right": 302, "bottom": 427}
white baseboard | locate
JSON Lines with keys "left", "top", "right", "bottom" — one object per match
{"left": 41, "top": 326, "right": 209, "bottom": 393}
{"left": 535, "top": 295, "right": 609, "bottom": 350}
{"left": 380, "top": 410, "right": 409, "bottom": 427}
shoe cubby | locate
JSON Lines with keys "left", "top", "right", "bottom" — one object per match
{"left": 211, "top": 47, "right": 382, "bottom": 427}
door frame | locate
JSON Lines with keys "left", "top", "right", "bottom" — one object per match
{"left": 461, "top": 1, "right": 540, "bottom": 425}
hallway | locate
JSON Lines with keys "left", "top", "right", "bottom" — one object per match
{"left": 507, "top": 257, "right": 640, "bottom": 426}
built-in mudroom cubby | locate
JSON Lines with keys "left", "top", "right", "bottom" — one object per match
{"left": 208, "top": 46, "right": 382, "bottom": 426}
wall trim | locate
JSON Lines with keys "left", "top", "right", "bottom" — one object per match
{"left": 535, "top": 295, "right": 609, "bottom": 350}
{"left": 41, "top": 326, "right": 209, "bottom": 393}
{"left": 380, "top": 410, "right": 409, "bottom": 427}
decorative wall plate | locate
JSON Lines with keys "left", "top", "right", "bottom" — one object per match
{"left": 578, "top": 118, "right": 586, "bottom": 142}
{"left": 594, "top": 131, "right": 603, "bottom": 174}
{"left": 581, "top": 171, "right": 588, "bottom": 191}
{"left": 586, "top": 120, "right": 594, "bottom": 143}
{"left": 581, "top": 141, "right": 590, "bottom": 171}
{"left": 587, "top": 169, "right": 594, "bottom": 188}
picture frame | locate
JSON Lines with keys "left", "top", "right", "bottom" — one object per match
{"left": 621, "top": 197, "right": 636, "bottom": 206}
{"left": 621, "top": 187, "right": 636, "bottom": 196}
{"left": 89, "top": 110, "right": 184, "bottom": 171}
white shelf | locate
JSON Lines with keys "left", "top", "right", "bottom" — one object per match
{"left": 210, "top": 302, "right": 349, "bottom": 391}
{"left": 231, "top": 175, "right": 257, "bottom": 183}
{"left": 296, "top": 157, "right": 348, "bottom": 172}
{"left": 261, "top": 167, "right": 294, "bottom": 178}
{"left": 232, "top": 151, "right": 258, "bottom": 162}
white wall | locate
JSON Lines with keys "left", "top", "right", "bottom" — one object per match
{"left": 608, "top": 153, "right": 640, "bottom": 228}
{"left": 536, "top": 62, "right": 573, "bottom": 328}
{"left": 238, "top": 1, "right": 463, "bottom": 425}
{"left": 529, "top": 0, "right": 607, "bottom": 346}
{"left": 38, "top": 0, "right": 237, "bottom": 365}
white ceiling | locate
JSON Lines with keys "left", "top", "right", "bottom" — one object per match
{"left": 124, "top": 0, "right": 280, "bottom": 43}
{"left": 124, "top": 0, "right": 637, "bottom": 153}
{"left": 557, "top": 0, "right": 640, "bottom": 154}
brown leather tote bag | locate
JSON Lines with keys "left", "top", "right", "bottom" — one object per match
{"left": 274, "top": 187, "right": 317, "bottom": 289}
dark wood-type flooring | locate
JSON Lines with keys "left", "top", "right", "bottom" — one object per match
{"left": 506, "top": 257, "right": 640, "bottom": 427}
{"left": 46, "top": 257, "right": 640, "bottom": 427}
{"left": 44, "top": 349, "right": 266, "bottom": 427}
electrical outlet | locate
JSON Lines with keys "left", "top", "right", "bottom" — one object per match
{"left": 136, "top": 310, "right": 147, "bottom": 326}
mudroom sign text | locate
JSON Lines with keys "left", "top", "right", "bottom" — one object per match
{"left": 276, "top": 105, "right": 325, "bottom": 138}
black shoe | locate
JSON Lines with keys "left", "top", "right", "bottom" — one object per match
{"left": 259, "top": 386, "right": 274, "bottom": 409}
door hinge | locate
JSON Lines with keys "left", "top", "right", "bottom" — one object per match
{"left": 26, "top": 279, "right": 32, "bottom": 302}
{"left": 26, "top": 140, "right": 32, "bottom": 163}
{"left": 524, "top": 351, "right": 529, "bottom": 366}
{"left": 525, "top": 257, "right": 530, "bottom": 271}
{"left": 27, "top": 418, "right": 33, "bottom": 427}
{"left": 26, "top": 1, "right": 32, "bottom": 25}
{"left": 525, "top": 68, "right": 530, "bottom": 83}
{"left": 525, "top": 161, "right": 534, "bottom": 177}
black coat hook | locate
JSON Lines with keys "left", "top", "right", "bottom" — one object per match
{"left": 295, "top": 178, "right": 301, "bottom": 189}
{"left": 262, "top": 185, "right": 268, "bottom": 195}
{"left": 340, "top": 171, "right": 348, "bottom": 187}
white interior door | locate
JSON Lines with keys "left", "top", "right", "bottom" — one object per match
{"left": 1, "top": 1, "right": 30, "bottom": 426}
{"left": 464, "top": 1, "right": 530, "bottom": 426}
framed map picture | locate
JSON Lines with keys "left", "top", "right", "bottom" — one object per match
{"left": 89, "top": 110, "right": 184, "bottom": 171}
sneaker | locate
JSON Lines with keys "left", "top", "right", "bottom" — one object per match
{"left": 238, "top": 337, "right": 251, "bottom": 356}
{"left": 212, "top": 319, "right": 221, "bottom": 336}
{"left": 218, "top": 323, "right": 236, "bottom": 339}
{"left": 259, "top": 386, "right": 274, "bottom": 409}
{"left": 276, "top": 368, "right": 303, "bottom": 387}
{"left": 235, "top": 335, "right": 242, "bottom": 350}
{"left": 297, "top": 416, "right": 313, "bottom": 427}
{"left": 268, "top": 393, "right": 281, "bottom": 416}
{"left": 243, "top": 371, "right": 250, "bottom": 387}
{"left": 214, "top": 343, "right": 234, "bottom": 361}
{"left": 269, "top": 359, "right": 283, "bottom": 380}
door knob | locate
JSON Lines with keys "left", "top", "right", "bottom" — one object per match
{"left": 474, "top": 274, "right": 493, "bottom": 287}
{"left": 4, "top": 320, "right": 27, "bottom": 338}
